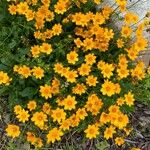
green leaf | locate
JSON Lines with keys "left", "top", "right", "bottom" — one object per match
{"left": 20, "top": 87, "right": 37, "bottom": 98}
{"left": 96, "top": 140, "right": 109, "bottom": 150}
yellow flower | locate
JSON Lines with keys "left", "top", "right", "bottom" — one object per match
{"left": 83, "top": 38, "right": 94, "bottom": 50}
{"left": 18, "top": 65, "right": 31, "bottom": 78}
{"left": 116, "top": 97, "right": 125, "bottom": 106}
{"left": 72, "top": 83, "right": 86, "bottom": 95}
{"left": 63, "top": 95, "right": 77, "bottom": 110}
{"left": 47, "top": 128, "right": 63, "bottom": 143}
{"left": 25, "top": 9, "right": 35, "bottom": 21}
{"left": 124, "top": 92, "right": 135, "bottom": 106}
{"left": 8, "top": 4, "right": 17, "bottom": 15}
{"left": 76, "top": 108, "right": 87, "bottom": 120}
{"left": 65, "top": 71, "right": 78, "bottom": 83}
{"left": 40, "top": 84, "right": 52, "bottom": 99}
{"left": 100, "top": 63, "right": 115, "bottom": 79}
{"left": 85, "top": 94, "right": 103, "bottom": 115}
{"left": 118, "top": 54, "right": 128, "bottom": 68}
{"left": 27, "top": 100, "right": 37, "bottom": 111}
{"left": 109, "top": 105, "right": 120, "bottom": 114}
{"left": 6, "top": 124, "right": 20, "bottom": 138}
{"left": 51, "top": 108, "right": 66, "bottom": 123}
{"left": 31, "top": 111, "right": 47, "bottom": 128}
{"left": 40, "top": 43, "right": 52, "bottom": 55}
{"left": 67, "top": 51, "right": 78, "bottom": 64}
{"left": 101, "top": 80, "right": 116, "bottom": 97}
{"left": 115, "top": 137, "right": 125, "bottom": 146}
{"left": 84, "top": 124, "right": 99, "bottom": 139}
{"left": 114, "top": 113, "right": 129, "bottom": 129}
{"left": 52, "top": 24, "right": 62, "bottom": 36}
{"left": 26, "top": 132, "right": 36, "bottom": 145}
{"left": 85, "top": 53, "right": 96, "bottom": 65}
{"left": 117, "top": 39, "right": 124, "bottom": 48}
{"left": 78, "top": 63, "right": 91, "bottom": 76}
{"left": 104, "top": 125, "right": 116, "bottom": 140}
{"left": 32, "top": 67, "right": 44, "bottom": 79}
{"left": 59, "top": 119, "right": 71, "bottom": 131}
{"left": 86, "top": 75, "right": 98, "bottom": 86}
{"left": 16, "top": 109, "right": 30, "bottom": 123}
{"left": 131, "top": 148, "right": 141, "bottom": 150}
{"left": 99, "top": 112, "right": 110, "bottom": 124}
{"left": 117, "top": 67, "right": 129, "bottom": 79}
{"left": 17, "top": 2, "right": 29, "bottom": 15}
{"left": 42, "top": 103, "right": 51, "bottom": 114}
{"left": 0, "top": 71, "right": 12, "bottom": 85}
{"left": 31, "top": 45, "right": 41, "bottom": 58}
{"left": 121, "top": 26, "right": 132, "bottom": 38}
{"left": 14, "top": 105, "right": 22, "bottom": 114}
{"left": 54, "top": 2, "right": 67, "bottom": 14}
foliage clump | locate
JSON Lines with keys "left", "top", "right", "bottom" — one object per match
{"left": 0, "top": 0, "right": 149, "bottom": 149}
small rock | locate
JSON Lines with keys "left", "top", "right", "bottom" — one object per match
{"left": 144, "top": 111, "right": 150, "bottom": 115}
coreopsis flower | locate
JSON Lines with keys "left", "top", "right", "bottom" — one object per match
{"left": 27, "top": 100, "right": 37, "bottom": 111}
{"left": 76, "top": 108, "right": 87, "bottom": 120}
{"left": 51, "top": 108, "right": 66, "bottom": 123}
{"left": 86, "top": 75, "right": 98, "bottom": 86}
{"left": 124, "top": 12, "right": 139, "bottom": 24}
{"left": 25, "top": 9, "right": 35, "bottom": 21}
{"left": 32, "top": 67, "right": 44, "bottom": 79}
{"left": 116, "top": 97, "right": 125, "bottom": 106}
{"left": 100, "top": 63, "right": 115, "bottom": 79}
{"left": 18, "top": 65, "right": 31, "bottom": 78}
{"left": 8, "top": 4, "right": 17, "bottom": 15}
{"left": 117, "top": 67, "right": 129, "bottom": 79}
{"left": 65, "top": 71, "right": 78, "bottom": 83}
{"left": 78, "top": 63, "right": 91, "bottom": 76}
{"left": 117, "top": 39, "right": 124, "bottom": 48}
{"left": 74, "top": 38, "right": 83, "bottom": 48}
{"left": 113, "top": 113, "right": 129, "bottom": 129}
{"left": 31, "top": 45, "right": 41, "bottom": 58}
{"left": 0, "top": 71, "right": 12, "bottom": 85}
{"left": 52, "top": 24, "right": 62, "bottom": 36}
{"left": 54, "top": 1, "right": 68, "bottom": 15}
{"left": 85, "top": 53, "right": 96, "bottom": 65}
{"left": 63, "top": 95, "right": 77, "bottom": 110}
{"left": 14, "top": 105, "right": 22, "bottom": 114}
{"left": 26, "top": 132, "right": 37, "bottom": 145}
{"left": 124, "top": 92, "right": 135, "bottom": 106}
{"left": 47, "top": 128, "right": 63, "bottom": 143}
{"left": 104, "top": 125, "right": 116, "bottom": 140}
{"left": 69, "top": 114, "right": 80, "bottom": 127}
{"left": 83, "top": 38, "right": 94, "bottom": 50}
{"left": 16, "top": 109, "right": 30, "bottom": 123}
{"left": 17, "top": 2, "right": 29, "bottom": 15}
{"left": 126, "top": 47, "right": 138, "bottom": 60}
{"left": 6, "top": 124, "right": 20, "bottom": 138}
{"left": 84, "top": 124, "right": 99, "bottom": 139}
{"left": 118, "top": 54, "right": 128, "bottom": 68}
{"left": 115, "top": 137, "right": 125, "bottom": 146}
{"left": 85, "top": 94, "right": 103, "bottom": 115}
{"left": 67, "top": 51, "right": 78, "bottom": 64}
{"left": 42, "top": 103, "right": 51, "bottom": 114}
{"left": 31, "top": 111, "right": 47, "bottom": 128}
{"left": 59, "top": 119, "right": 71, "bottom": 131}
{"left": 121, "top": 26, "right": 132, "bottom": 38}
{"left": 40, "top": 43, "right": 52, "bottom": 55}
{"left": 40, "top": 84, "right": 52, "bottom": 99}
{"left": 72, "top": 83, "right": 87, "bottom": 95}
{"left": 99, "top": 112, "right": 110, "bottom": 124}
{"left": 101, "top": 80, "right": 116, "bottom": 97}
{"left": 109, "top": 105, "right": 120, "bottom": 114}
